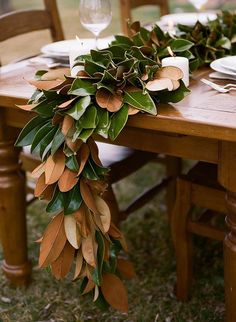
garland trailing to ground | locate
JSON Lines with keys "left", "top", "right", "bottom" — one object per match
{"left": 15, "top": 10, "right": 235, "bottom": 313}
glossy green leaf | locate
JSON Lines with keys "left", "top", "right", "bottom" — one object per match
{"left": 64, "top": 184, "right": 82, "bottom": 215}
{"left": 77, "top": 105, "right": 97, "bottom": 129}
{"left": 79, "top": 128, "right": 94, "bottom": 143}
{"left": 15, "top": 115, "right": 48, "bottom": 147}
{"left": 124, "top": 91, "right": 157, "bottom": 115}
{"left": 66, "top": 96, "right": 91, "bottom": 120}
{"left": 108, "top": 103, "right": 129, "bottom": 141}
{"left": 159, "top": 80, "right": 190, "bottom": 103}
{"left": 51, "top": 127, "right": 65, "bottom": 155}
{"left": 68, "top": 78, "right": 96, "bottom": 96}
{"left": 65, "top": 155, "right": 79, "bottom": 172}
{"left": 170, "top": 39, "right": 194, "bottom": 52}
{"left": 92, "top": 231, "right": 105, "bottom": 286}
{"left": 46, "top": 187, "right": 64, "bottom": 213}
{"left": 30, "top": 122, "right": 55, "bottom": 156}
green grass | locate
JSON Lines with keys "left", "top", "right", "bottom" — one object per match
{"left": 0, "top": 164, "right": 225, "bottom": 321}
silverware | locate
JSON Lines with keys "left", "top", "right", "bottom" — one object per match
{"left": 200, "top": 78, "right": 236, "bottom": 93}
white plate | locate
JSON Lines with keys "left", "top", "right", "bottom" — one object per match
{"left": 210, "top": 58, "right": 236, "bottom": 77}
{"left": 41, "top": 36, "right": 114, "bottom": 58}
{"left": 160, "top": 12, "right": 217, "bottom": 26}
{"left": 219, "top": 56, "right": 236, "bottom": 73}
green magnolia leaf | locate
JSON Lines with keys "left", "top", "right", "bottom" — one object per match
{"left": 66, "top": 96, "right": 91, "bottom": 120}
{"left": 159, "top": 80, "right": 190, "bottom": 103}
{"left": 113, "top": 35, "right": 133, "bottom": 46}
{"left": 46, "top": 187, "right": 64, "bottom": 213}
{"left": 82, "top": 160, "right": 100, "bottom": 180}
{"left": 15, "top": 115, "right": 48, "bottom": 147}
{"left": 51, "top": 127, "right": 65, "bottom": 155}
{"left": 79, "top": 128, "right": 94, "bottom": 143}
{"left": 92, "top": 231, "right": 105, "bottom": 286}
{"left": 31, "top": 122, "right": 57, "bottom": 157}
{"left": 65, "top": 155, "right": 79, "bottom": 172}
{"left": 109, "top": 103, "right": 129, "bottom": 141}
{"left": 64, "top": 184, "right": 82, "bottom": 215}
{"left": 77, "top": 105, "right": 97, "bottom": 129}
{"left": 124, "top": 91, "right": 157, "bottom": 115}
{"left": 68, "top": 78, "right": 96, "bottom": 96}
{"left": 94, "top": 293, "right": 109, "bottom": 311}
{"left": 170, "top": 39, "right": 194, "bottom": 52}
{"left": 85, "top": 60, "right": 106, "bottom": 76}
{"left": 34, "top": 98, "right": 63, "bottom": 117}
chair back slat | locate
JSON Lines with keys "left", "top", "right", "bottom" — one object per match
{"left": 119, "top": 0, "right": 169, "bottom": 35}
{"left": 0, "top": 0, "right": 64, "bottom": 42}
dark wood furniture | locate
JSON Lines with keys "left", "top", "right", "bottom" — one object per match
{"left": 171, "top": 162, "right": 227, "bottom": 300}
{"left": 1, "top": 60, "right": 236, "bottom": 321}
{"left": 119, "top": 0, "right": 169, "bottom": 35}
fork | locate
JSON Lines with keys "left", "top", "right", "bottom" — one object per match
{"left": 200, "top": 78, "right": 236, "bottom": 93}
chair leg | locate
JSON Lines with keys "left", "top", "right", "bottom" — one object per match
{"left": 165, "top": 156, "right": 182, "bottom": 220}
{"left": 171, "top": 178, "right": 192, "bottom": 301}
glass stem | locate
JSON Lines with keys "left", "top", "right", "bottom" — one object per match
{"left": 95, "top": 35, "right": 99, "bottom": 50}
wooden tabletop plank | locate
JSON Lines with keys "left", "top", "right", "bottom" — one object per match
{"left": 1, "top": 59, "right": 236, "bottom": 141}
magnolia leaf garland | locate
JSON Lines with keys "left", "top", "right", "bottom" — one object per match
{"left": 15, "top": 22, "right": 193, "bottom": 313}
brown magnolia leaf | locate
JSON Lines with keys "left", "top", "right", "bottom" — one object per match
{"left": 45, "top": 150, "right": 65, "bottom": 185}
{"left": 80, "top": 179, "right": 99, "bottom": 214}
{"left": 39, "top": 212, "right": 67, "bottom": 268}
{"left": 128, "top": 106, "right": 140, "bottom": 115}
{"left": 74, "top": 204, "right": 91, "bottom": 238}
{"left": 29, "top": 79, "right": 64, "bottom": 90}
{"left": 141, "top": 73, "right": 148, "bottom": 81}
{"left": 61, "top": 115, "right": 74, "bottom": 137}
{"left": 41, "top": 68, "right": 70, "bottom": 81}
{"left": 52, "top": 113, "right": 63, "bottom": 125}
{"left": 77, "top": 70, "right": 90, "bottom": 77}
{"left": 58, "top": 98, "right": 77, "bottom": 110}
{"left": 172, "top": 80, "right": 180, "bottom": 90}
{"left": 150, "top": 30, "right": 160, "bottom": 46}
{"left": 66, "top": 137, "right": 83, "bottom": 152}
{"left": 108, "top": 222, "right": 122, "bottom": 239}
{"left": 119, "top": 234, "right": 128, "bottom": 252}
{"left": 16, "top": 103, "right": 38, "bottom": 111}
{"left": 42, "top": 183, "right": 56, "bottom": 201}
{"left": 94, "top": 195, "right": 111, "bottom": 233}
{"left": 155, "top": 66, "right": 183, "bottom": 81}
{"left": 58, "top": 168, "right": 78, "bottom": 192}
{"left": 82, "top": 278, "right": 95, "bottom": 295}
{"left": 64, "top": 214, "right": 79, "bottom": 249}
{"left": 57, "top": 84, "right": 71, "bottom": 95}
{"left": 77, "top": 143, "right": 90, "bottom": 175}
{"left": 117, "top": 258, "right": 136, "bottom": 279}
{"left": 86, "top": 179, "right": 108, "bottom": 195}
{"left": 93, "top": 285, "right": 99, "bottom": 302}
{"left": 146, "top": 78, "right": 174, "bottom": 91}
{"left": 51, "top": 241, "right": 75, "bottom": 280}
{"left": 101, "top": 273, "right": 128, "bottom": 313}
{"left": 34, "top": 173, "right": 48, "bottom": 197}
{"left": 73, "top": 248, "right": 83, "bottom": 280}
{"left": 82, "top": 234, "right": 96, "bottom": 267}
{"left": 87, "top": 138, "right": 102, "bottom": 166}
{"left": 96, "top": 88, "right": 123, "bottom": 112}
{"left": 31, "top": 162, "right": 45, "bottom": 179}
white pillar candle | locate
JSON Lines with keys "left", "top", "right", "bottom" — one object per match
{"left": 69, "top": 38, "right": 95, "bottom": 77}
{"left": 161, "top": 56, "right": 189, "bottom": 87}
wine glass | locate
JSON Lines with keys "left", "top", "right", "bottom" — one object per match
{"left": 79, "top": 0, "right": 112, "bottom": 49}
{"left": 188, "top": 0, "right": 209, "bottom": 12}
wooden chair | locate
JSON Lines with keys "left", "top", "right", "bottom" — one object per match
{"left": 119, "top": 0, "right": 170, "bottom": 35}
{"left": 171, "top": 162, "right": 227, "bottom": 301}
{"left": 0, "top": 0, "right": 64, "bottom": 43}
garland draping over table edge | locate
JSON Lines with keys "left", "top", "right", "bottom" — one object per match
{"left": 15, "top": 11, "right": 236, "bottom": 313}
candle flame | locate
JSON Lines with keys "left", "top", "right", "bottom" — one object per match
{"left": 167, "top": 46, "right": 175, "bottom": 57}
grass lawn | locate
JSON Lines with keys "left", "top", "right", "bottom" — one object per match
{"left": 0, "top": 164, "right": 225, "bottom": 321}
{"left": 1, "top": 1, "right": 235, "bottom": 321}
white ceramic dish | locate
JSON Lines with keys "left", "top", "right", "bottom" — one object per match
{"left": 160, "top": 12, "right": 217, "bottom": 26}
{"left": 41, "top": 36, "right": 114, "bottom": 58}
{"left": 210, "top": 58, "right": 236, "bottom": 77}
{"left": 219, "top": 56, "right": 236, "bottom": 73}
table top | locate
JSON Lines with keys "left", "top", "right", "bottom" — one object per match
{"left": 1, "top": 59, "right": 236, "bottom": 142}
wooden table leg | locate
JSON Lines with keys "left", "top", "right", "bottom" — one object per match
{"left": 0, "top": 140, "right": 31, "bottom": 285}
{"left": 218, "top": 141, "right": 236, "bottom": 322}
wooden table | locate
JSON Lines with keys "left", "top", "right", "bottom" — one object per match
{"left": 1, "top": 60, "right": 236, "bottom": 321}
